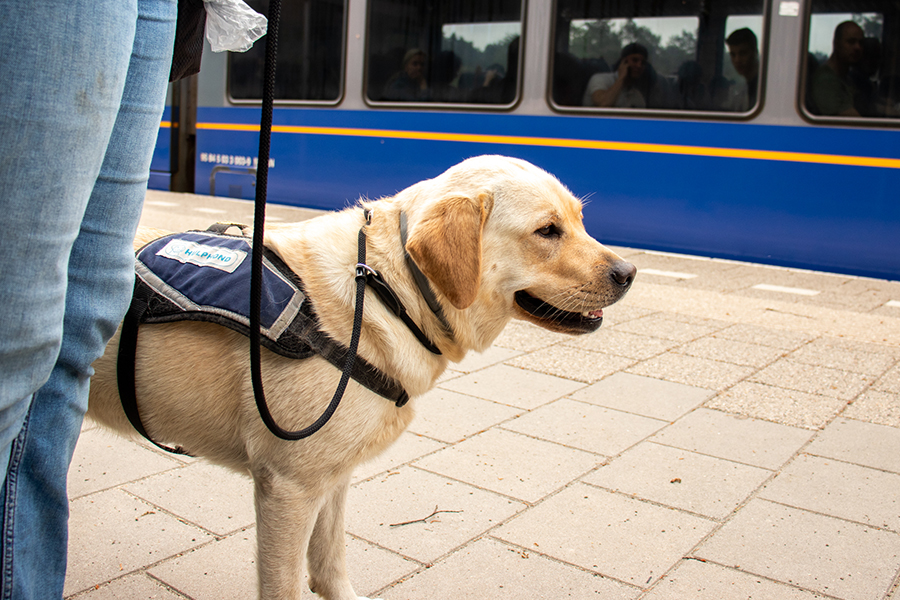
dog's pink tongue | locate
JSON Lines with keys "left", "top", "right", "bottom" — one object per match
{"left": 589, "top": 309, "right": 603, "bottom": 319}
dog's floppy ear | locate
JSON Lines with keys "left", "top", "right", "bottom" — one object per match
{"left": 406, "top": 192, "right": 491, "bottom": 309}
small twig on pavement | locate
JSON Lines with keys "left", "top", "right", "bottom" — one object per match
{"left": 389, "top": 505, "right": 462, "bottom": 527}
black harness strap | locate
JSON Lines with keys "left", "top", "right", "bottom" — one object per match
{"left": 358, "top": 264, "right": 442, "bottom": 355}
{"left": 399, "top": 211, "right": 454, "bottom": 341}
{"left": 117, "top": 281, "right": 193, "bottom": 456}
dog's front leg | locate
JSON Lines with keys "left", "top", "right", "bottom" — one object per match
{"left": 253, "top": 468, "right": 323, "bottom": 600}
{"left": 307, "top": 474, "right": 373, "bottom": 600}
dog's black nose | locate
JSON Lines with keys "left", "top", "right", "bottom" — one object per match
{"left": 610, "top": 260, "right": 636, "bottom": 288}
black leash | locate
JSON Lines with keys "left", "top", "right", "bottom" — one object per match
{"left": 249, "top": 0, "right": 356, "bottom": 440}
{"left": 250, "top": 0, "right": 445, "bottom": 439}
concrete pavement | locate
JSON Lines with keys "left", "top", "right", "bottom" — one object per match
{"left": 65, "top": 190, "right": 900, "bottom": 599}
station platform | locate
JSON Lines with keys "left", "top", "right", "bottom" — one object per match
{"left": 65, "top": 190, "right": 900, "bottom": 599}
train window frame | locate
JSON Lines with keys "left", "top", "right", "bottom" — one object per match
{"left": 226, "top": 0, "right": 348, "bottom": 107}
{"left": 362, "top": 0, "right": 526, "bottom": 111}
{"left": 798, "top": 2, "right": 900, "bottom": 128}
{"left": 547, "top": 0, "right": 771, "bottom": 120}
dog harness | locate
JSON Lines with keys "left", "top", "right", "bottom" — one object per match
{"left": 117, "top": 223, "right": 415, "bottom": 453}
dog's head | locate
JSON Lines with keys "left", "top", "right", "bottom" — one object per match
{"left": 403, "top": 155, "right": 635, "bottom": 336}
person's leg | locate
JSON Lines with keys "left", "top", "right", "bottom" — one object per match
{"left": 0, "top": 0, "right": 136, "bottom": 472}
{"left": 0, "top": 0, "right": 176, "bottom": 597}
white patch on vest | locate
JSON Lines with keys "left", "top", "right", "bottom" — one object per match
{"left": 156, "top": 239, "right": 247, "bottom": 273}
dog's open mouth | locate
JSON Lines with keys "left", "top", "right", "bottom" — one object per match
{"left": 514, "top": 290, "right": 604, "bottom": 334}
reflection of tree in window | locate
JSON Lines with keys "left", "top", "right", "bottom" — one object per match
{"left": 569, "top": 18, "right": 698, "bottom": 78}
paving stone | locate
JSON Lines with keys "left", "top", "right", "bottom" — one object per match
{"left": 843, "top": 390, "right": 900, "bottom": 428}
{"left": 886, "top": 578, "right": 900, "bottom": 600}
{"left": 706, "top": 382, "right": 846, "bottom": 430}
{"left": 563, "top": 329, "right": 681, "bottom": 360}
{"left": 583, "top": 442, "right": 771, "bottom": 520}
{"left": 65, "top": 489, "right": 212, "bottom": 597}
{"left": 629, "top": 252, "right": 737, "bottom": 277}
{"left": 68, "top": 429, "right": 185, "bottom": 499}
{"left": 642, "top": 559, "right": 829, "bottom": 599}
{"left": 675, "top": 336, "right": 786, "bottom": 368}
{"left": 352, "top": 431, "right": 446, "bottom": 484}
{"left": 875, "top": 365, "right": 900, "bottom": 394}
{"left": 413, "top": 428, "right": 601, "bottom": 502}
{"left": 735, "top": 268, "right": 851, "bottom": 295}
{"left": 123, "top": 462, "right": 255, "bottom": 536}
{"left": 491, "top": 320, "right": 570, "bottom": 352}
{"left": 151, "top": 526, "right": 417, "bottom": 600}
{"left": 806, "top": 418, "right": 900, "bottom": 474}
{"left": 682, "top": 268, "right": 771, "bottom": 293}
{"left": 611, "top": 313, "right": 727, "bottom": 342}
{"left": 406, "top": 388, "right": 523, "bottom": 444}
{"left": 505, "top": 397, "right": 666, "bottom": 456}
{"left": 871, "top": 303, "right": 900, "bottom": 318}
{"left": 788, "top": 337, "right": 898, "bottom": 375}
{"left": 438, "top": 364, "right": 586, "bottom": 410}
{"left": 815, "top": 277, "right": 897, "bottom": 311}
{"left": 346, "top": 467, "right": 526, "bottom": 564}
{"left": 599, "top": 303, "right": 659, "bottom": 326}
{"left": 713, "top": 323, "right": 816, "bottom": 350}
{"left": 493, "top": 483, "right": 716, "bottom": 589}
{"left": 570, "top": 372, "right": 713, "bottom": 421}
{"left": 73, "top": 573, "right": 185, "bottom": 600}
{"left": 760, "top": 454, "right": 900, "bottom": 532}
{"left": 449, "top": 345, "right": 523, "bottom": 373}
{"left": 812, "top": 288, "right": 895, "bottom": 312}
{"left": 149, "top": 529, "right": 257, "bottom": 600}
{"left": 750, "top": 359, "right": 875, "bottom": 400}
{"left": 627, "top": 353, "right": 755, "bottom": 391}
{"left": 505, "top": 344, "right": 635, "bottom": 383}
{"left": 381, "top": 537, "right": 639, "bottom": 600}
{"left": 345, "top": 536, "right": 423, "bottom": 598}
{"left": 696, "top": 499, "right": 900, "bottom": 600}
{"left": 651, "top": 408, "right": 815, "bottom": 470}
{"left": 436, "top": 367, "right": 463, "bottom": 384}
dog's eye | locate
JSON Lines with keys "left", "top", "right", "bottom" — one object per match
{"left": 535, "top": 224, "right": 562, "bottom": 239}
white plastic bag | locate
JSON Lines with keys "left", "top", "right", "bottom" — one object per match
{"left": 204, "top": 0, "right": 267, "bottom": 53}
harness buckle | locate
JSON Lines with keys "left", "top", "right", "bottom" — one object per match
{"left": 355, "top": 262, "right": 377, "bottom": 281}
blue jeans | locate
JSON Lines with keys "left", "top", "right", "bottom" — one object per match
{"left": 0, "top": 0, "right": 176, "bottom": 597}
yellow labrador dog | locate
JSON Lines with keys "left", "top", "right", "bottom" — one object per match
{"left": 87, "top": 155, "right": 635, "bottom": 600}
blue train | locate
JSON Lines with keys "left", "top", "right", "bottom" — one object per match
{"left": 151, "top": 0, "right": 900, "bottom": 280}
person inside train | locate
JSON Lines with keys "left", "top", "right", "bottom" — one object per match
{"left": 850, "top": 37, "right": 886, "bottom": 117}
{"left": 582, "top": 42, "right": 673, "bottom": 108}
{"left": 482, "top": 36, "right": 519, "bottom": 104}
{"left": 675, "top": 60, "right": 707, "bottom": 110}
{"left": 430, "top": 50, "right": 463, "bottom": 102}
{"left": 809, "top": 20, "right": 864, "bottom": 116}
{"left": 382, "top": 48, "right": 429, "bottom": 101}
{"left": 720, "top": 28, "right": 760, "bottom": 111}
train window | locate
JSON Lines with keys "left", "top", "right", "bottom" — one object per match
{"left": 365, "top": 0, "right": 523, "bottom": 105}
{"left": 228, "top": 0, "right": 345, "bottom": 102}
{"left": 803, "top": 1, "right": 899, "bottom": 121}
{"left": 552, "top": 0, "right": 765, "bottom": 114}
